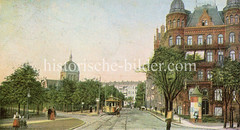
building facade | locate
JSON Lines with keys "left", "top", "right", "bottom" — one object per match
{"left": 105, "top": 81, "right": 141, "bottom": 106}
{"left": 148, "top": 0, "right": 240, "bottom": 118}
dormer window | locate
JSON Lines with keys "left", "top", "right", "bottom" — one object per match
{"left": 205, "top": 20, "right": 208, "bottom": 26}
{"left": 202, "top": 20, "right": 205, "bottom": 26}
{"left": 230, "top": 15, "right": 234, "bottom": 24}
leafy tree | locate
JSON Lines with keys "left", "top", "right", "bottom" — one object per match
{"left": 148, "top": 46, "right": 194, "bottom": 130}
{"left": 1, "top": 63, "right": 43, "bottom": 115}
{"left": 212, "top": 59, "right": 240, "bottom": 128}
{"left": 135, "top": 82, "right": 146, "bottom": 108}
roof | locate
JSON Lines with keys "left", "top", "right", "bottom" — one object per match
{"left": 187, "top": 5, "right": 224, "bottom": 27}
{"left": 224, "top": 0, "right": 240, "bottom": 11}
{"left": 169, "top": 0, "right": 186, "bottom": 14}
{"left": 46, "top": 79, "right": 62, "bottom": 88}
{"left": 191, "top": 87, "right": 203, "bottom": 97}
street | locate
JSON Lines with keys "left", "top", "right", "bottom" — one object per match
{"left": 59, "top": 108, "right": 205, "bottom": 130}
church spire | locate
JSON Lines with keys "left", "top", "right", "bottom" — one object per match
{"left": 70, "top": 51, "right": 72, "bottom": 61}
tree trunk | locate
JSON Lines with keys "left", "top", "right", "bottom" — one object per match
{"left": 23, "top": 105, "right": 25, "bottom": 115}
{"left": 166, "top": 100, "right": 173, "bottom": 130}
{"left": 224, "top": 99, "right": 227, "bottom": 128}
{"left": 37, "top": 104, "right": 40, "bottom": 115}
{"left": 238, "top": 104, "right": 240, "bottom": 127}
{"left": 164, "top": 95, "right": 168, "bottom": 118}
{"left": 18, "top": 103, "right": 20, "bottom": 114}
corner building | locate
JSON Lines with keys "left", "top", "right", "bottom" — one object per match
{"left": 152, "top": 0, "right": 240, "bottom": 118}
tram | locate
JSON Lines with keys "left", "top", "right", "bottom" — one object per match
{"left": 104, "top": 95, "right": 122, "bottom": 115}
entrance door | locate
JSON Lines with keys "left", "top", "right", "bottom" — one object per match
{"left": 202, "top": 99, "right": 209, "bottom": 115}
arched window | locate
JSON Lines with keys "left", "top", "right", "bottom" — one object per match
{"left": 205, "top": 20, "right": 208, "bottom": 26}
{"left": 207, "top": 35, "right": 213, "bottom": 45}
{"left": 230, "top": 15, "right": 234, "bottom": 24}
{"left": 176, "top": 36, "right": 181, "bottom": 45}
{"left": 198, "top": 35, "right": 203, "bottom": 45}
{"left": 218, "top": 51, "right": 224, "bottom": 62}
{"left": 229, "top": 32, "right": 235, "bottom": 43}
{"left": 215, "top": 89, "right": 222, "bottom": 101}
{"left": 226, "top": 16, "right": 229, "bottom": 24}
{"left": 177, "top": 19, "right": 180, "bottom": 27}
{"left": 207, "top": 70, "right": 212, "bottom": 80}
{"left": 173, "top": 19, "right": 176, "bottom": 28}
{"left": 189, "top": 88, "right": 194, "bottom": 100}
{"left": 181, "top": 20, "right": 185, "bottom": 27}
{"left": 235, "top": 15, "right": 239, "bottom": 24}
{"left": 187, "top": 36, "right": 192, "bottom": 45}
{"left": 230, "top": 51, "right": 236, "bottom": 61}
{"left": 218, "top": 34, "right": 224, "bottom": 44}
{"left": 169, "top": 36, "right": 173, "bottom": 46}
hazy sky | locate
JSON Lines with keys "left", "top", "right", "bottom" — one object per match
{"left": 0, "top": 0, "right": 226, "bottom": 82}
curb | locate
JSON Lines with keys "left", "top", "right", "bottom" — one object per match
{"left": 68, "top": 121, "right": 86, "bottom": 130}
{"left": 147, "top": 111, "right": 218, "bottom": 130}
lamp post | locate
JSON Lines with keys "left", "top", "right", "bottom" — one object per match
{"left": 27, "top": 88, "right": 31, "bottom": 119}
{"left": 81, "top": 102, "right": 84, "bottom": 113}
{"left": 96, "top": 98, "right": 100, "bottom": 115}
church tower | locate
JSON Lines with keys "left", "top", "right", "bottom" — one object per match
{"left": 60, "top": 53, "right": 80, "bottom": 81}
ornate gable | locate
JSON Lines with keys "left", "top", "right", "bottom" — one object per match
{"left": 197, "top": 9, "right": 214, "bottom": 27}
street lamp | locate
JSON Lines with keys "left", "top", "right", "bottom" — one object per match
{"left": 27, "top": 88, "right": 31, "bottom": 119}
{"left": 81, "top": 102, "right": 84, "bottom": 113}
{"left": 96, "top": 98, "right": 100, "bottom": 115}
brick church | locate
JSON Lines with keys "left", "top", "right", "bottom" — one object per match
{"left": 146, "top": 0, "right": 240, "bottom": 119}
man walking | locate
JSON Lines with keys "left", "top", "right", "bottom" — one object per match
{"left": 47, "top": 106, "right": 52, "bottom": 120}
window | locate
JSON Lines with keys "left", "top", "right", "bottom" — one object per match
{"left": 230, "top": 32, "right": 235, "bottom": 43}
{"left": 198, "top": 35, "right": 203, "bottom": 45}
{"left": 169, "top": 36, "right": 173, "bottom": 46}
{"left": 202, "top": 89, "right": 208, "bottom": 96}
{"left": 207, "top": 35, "right": 212, "bottom": 45}
{"left": 218, "top": 34, "right": 223, "bottom": 44}
{"left": 230, "top": 51, "right": 236, "bottom": 61}
{"left": 205, "top": 20, "right": 208, "bottom": 26}
{"left": 235, "top": 15, "right": 239, "bottom": 24}
{"left": 207, "top": 70, "right": 212, "bottom": 80}
{"left": 170, "top": 20, "right": 172, "bottom": 28}
{"left": 226, "top": 16, "right": 229, "bottom": 24}
{"left": 187, "top": 36, "right": 192, "bottom": 45}
{"left": 207, "top": 52, "right": 213, "bottom": 62}
{"left": 202, "top": 20, "right": 205, "bottom": 26}
{"left": 176, "top": 36, "right": 181, "bottom": 45}
{"left": 198, "top": 70, "right": 203, "bottom": 80}
{"left": 173, "top": 20, "right": 176, "bottom": 28}
{"left": 181, "top": 20, "right": 185, "bottom": 27}
{"left": 177, "top": 19, "right": 180, "bottom": 27}
{"left": 230, "top": 15, "right": 234, "bottom": 24}
{"left": 189, "top": 88, "right": 194, "bottom": 100}
{"left": 233, "top": 91, "right": 236, "bottom": 101}
{"left": 218, "top": 51, "right": 224, "bottom": 61}
{"left": 214, "top": 107, "right": 222, "bottom": 116}
{"left": 214, "top": 89, "right": 222, "bottom": 101}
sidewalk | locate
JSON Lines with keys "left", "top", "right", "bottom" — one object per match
{"left": 148, "top": 110, "right": 227, "bottom": 130}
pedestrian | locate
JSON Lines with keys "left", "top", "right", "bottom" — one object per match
{"left": 13, "top": 112, "right": 20, "bottom": 128}
{"left": 50, "top": 107, "right": 55, "bottom": 120}
{"left": 194, "top": 111, "right": 198, "bottom": 123}
{"left": 47, "top": 106, "right": 52, "bottom": 120}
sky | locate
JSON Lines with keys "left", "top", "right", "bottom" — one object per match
{"left": 0, "top": 0, "right": 227, "bottom": 82}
